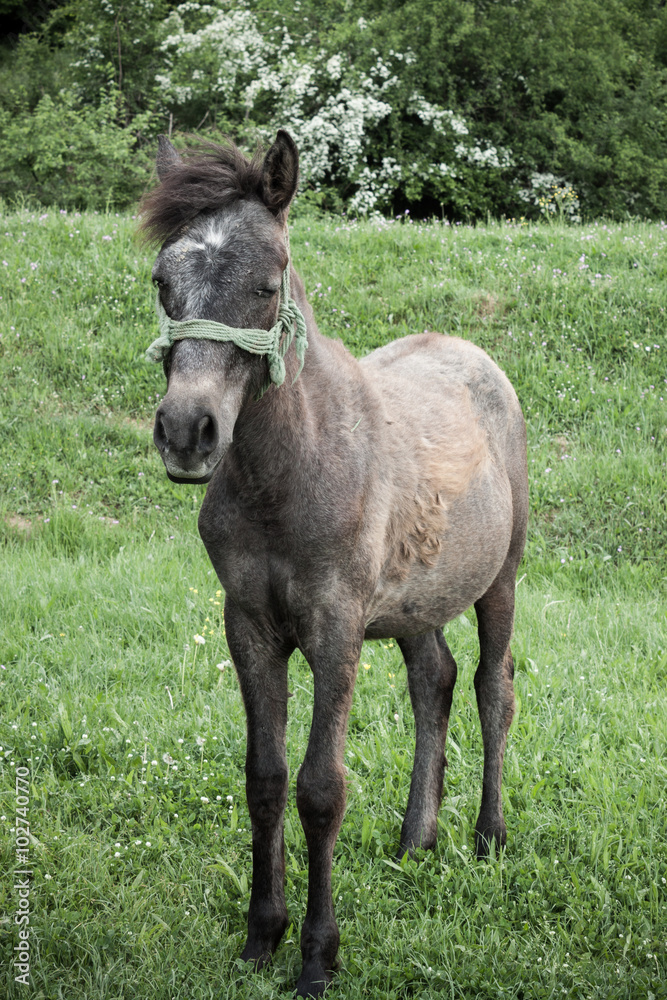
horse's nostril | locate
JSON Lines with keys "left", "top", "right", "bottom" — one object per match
{"left": 197, "top": 414, "right": 218, "bottom": 457}
{"left": 154, "top": 412, "right": 169, "bottom": 453}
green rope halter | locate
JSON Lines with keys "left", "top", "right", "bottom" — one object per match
{"left": 145, "top": 235, "right": 308, "bottom": 400}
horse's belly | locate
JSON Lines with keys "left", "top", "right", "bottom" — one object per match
{"left": 363, "top": 564, "right": 497, "bottom": 639}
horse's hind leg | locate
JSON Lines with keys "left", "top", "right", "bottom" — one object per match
{"left": 397, "top": 630, "right": 458, "bottom": 856}
{"left": 473, "top": 570, "right": 517, "bottom": 858}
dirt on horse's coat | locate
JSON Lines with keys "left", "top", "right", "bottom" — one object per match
{"left": 141, "top": 130, "right": 528, "bottom": 997}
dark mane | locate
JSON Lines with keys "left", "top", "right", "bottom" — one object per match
{"left": 139, "top": 138, "right": 265, "bottom": 246}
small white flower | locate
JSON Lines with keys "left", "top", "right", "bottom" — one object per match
{"left": 201, "top": 796, "right": 209, "bottom": 803}
{"left": 194, "top": 634, "right": 206, "bottom": 645}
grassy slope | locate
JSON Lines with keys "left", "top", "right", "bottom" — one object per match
{"left": 0, "top": 209, "right": 665, "bottom": 999}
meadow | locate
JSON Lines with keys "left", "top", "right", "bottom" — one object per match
{"left": 0, "top": 207, "right": 665, "bottom": 999}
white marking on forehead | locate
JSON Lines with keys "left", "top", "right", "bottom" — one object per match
{"left": 201, "top": 217, "right": 231, "bottom": 250}
{"left": 170, "top": 217, "right": 231, "bottom": 256}
{"left": 161, "top": 217, "right": 237, "bottom": 316}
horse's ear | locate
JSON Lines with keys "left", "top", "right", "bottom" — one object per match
{"left": 261, "top": 130, "right": 299, "bottom": 218}
{"left": 156, "top": 134, "right": 182, "bottom": 181}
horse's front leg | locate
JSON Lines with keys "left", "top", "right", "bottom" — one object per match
{"left": 295, "top": 618, "right": 363, "bottom": 998}
{"left": 224, "top": 596, "right": 293, "bottom": 967}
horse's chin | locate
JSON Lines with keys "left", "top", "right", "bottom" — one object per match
{"left": 166, "top": 470, "right": 213, "bottom": 485}
{"left": 163, "top": 454, "right": 224, "bottom": 485}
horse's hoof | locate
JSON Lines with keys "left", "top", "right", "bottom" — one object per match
{"left": 474, "top": 823, "right": 507, "bottom": 859}
{"left": 241, "top": 911, "right": 289, "bottom": 968}
{"left": 294, "top": 965, "right": 333, "bottom": 998}
{"left": 240, "top": 946, "right": 272, "bottom": 971}
{"left": 397, "top": 827, "right": 437, "bottom": 860}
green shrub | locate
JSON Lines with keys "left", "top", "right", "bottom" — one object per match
{"left": 0, "top": 87, "right": 154, "bottom": 209}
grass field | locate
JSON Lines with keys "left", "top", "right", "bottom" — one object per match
{"left": 0, "top": 207, "right": 665, "bottom": 999}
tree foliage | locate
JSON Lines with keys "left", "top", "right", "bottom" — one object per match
{"left": 0, "top": 0, "right": 665, "bottom": 217}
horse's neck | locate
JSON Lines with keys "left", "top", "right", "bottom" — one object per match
{"left": 230, "top": 284, "right": 364, "bottom": 495}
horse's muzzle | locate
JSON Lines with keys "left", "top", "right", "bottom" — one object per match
{"left": 153, "top": 401, "right": 225, "bottom": 483}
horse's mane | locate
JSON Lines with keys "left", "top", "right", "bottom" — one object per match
{"left": 139, "top": 139, "right": 265, "bottom": 246}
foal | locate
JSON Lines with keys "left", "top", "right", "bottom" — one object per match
{"left": 142, "top": 130, "right": 528, "bottom": 997}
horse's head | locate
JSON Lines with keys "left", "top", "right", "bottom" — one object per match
{"left": 141, "top": 131, "right": 299, "bottom": 483}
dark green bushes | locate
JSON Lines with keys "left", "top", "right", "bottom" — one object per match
{"left": 1, "top": 0, "right": 666, "bottom": 218}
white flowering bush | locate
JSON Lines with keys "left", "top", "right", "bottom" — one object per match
{"left": 518, "top": 172, "right": 581, "bottom": 223}
{"left": 154, "top": 2, "right": 512, "bottom": 215}
{"left": 157, "top": 4, "right": 274, "bottom": 108}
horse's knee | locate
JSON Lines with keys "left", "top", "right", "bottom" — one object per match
{"left": 246, "top": 765, "right": 288, "bottom": 827}
{"left": 297, "top": 763, "right": 345, "bottom": 833}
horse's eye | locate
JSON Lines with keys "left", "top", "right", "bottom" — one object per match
{"left": 256, "top": 288, "right": 277, "bottom": 298}
{"left": 153, "top": 277, "right": 168, "bottom": 290}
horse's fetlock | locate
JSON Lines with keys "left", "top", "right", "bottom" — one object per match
{"left": 301, "top": 918, "right": 340, "bottom": 969}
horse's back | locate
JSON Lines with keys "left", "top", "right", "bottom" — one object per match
{"left": 360, "top": 331, "right": 524, "bottom": 458}
{"left": 363, "top": 330, "right": 518, "bottom": 407}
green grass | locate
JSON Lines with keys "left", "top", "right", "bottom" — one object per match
{"left": 0, "top": 208, "right": 665, "bottom": 999}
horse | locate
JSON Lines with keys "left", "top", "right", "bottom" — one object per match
{"left": 140, "top": 129, "right": 528, "bottom": 997}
